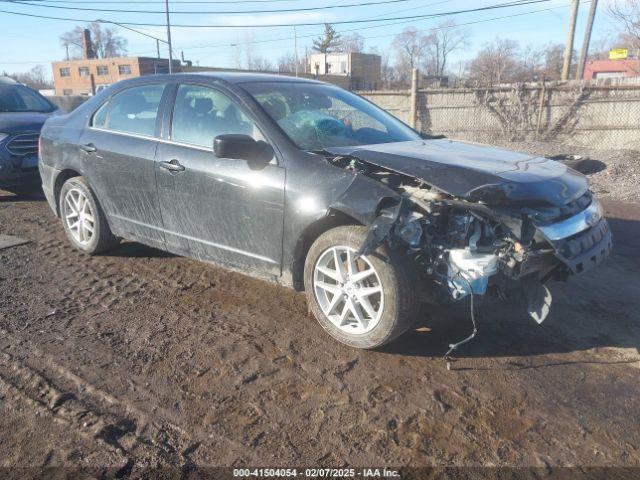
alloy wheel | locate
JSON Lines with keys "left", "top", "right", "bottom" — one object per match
{"left": 313, "top": 246, "right": 384, "bottom": 334}
{"left": 63, "top": 188, "right": 95, "bottom": 246}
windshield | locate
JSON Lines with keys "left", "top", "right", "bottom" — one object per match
{"left": 0, "top": 85, "right": 55, "bottom": 113}
{"left": 242, "top": 82, "right": 420, "bottom": 151}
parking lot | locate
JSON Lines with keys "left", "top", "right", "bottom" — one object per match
{"left": 0, "top": 190, "right": 639, "bottom": 470}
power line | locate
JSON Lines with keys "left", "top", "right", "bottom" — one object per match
{"left": 3, "top": 0, "right": 306, "bottom": 4}
{"left": 2, "top": 0, "right": 423, "bottom": 15}
{"left": 179, "top": 1, "right": 579, "bottom": 55}
{"left": 122, "top": 0, "right": 454, "bottom": 56}
{"left": 0, "top": 1, "right": 581, "bottom": 64}
{"left": 0, "top": 1, "right": 557, "bottom": 27}
{"left": 173, "top": 0, "right": 455, "bottom": 52}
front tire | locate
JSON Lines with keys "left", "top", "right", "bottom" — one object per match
{"left": 303, "top": 225, "right": 418, "bottom": 349}
{"left": 59, "top": 176, "right": 119, "bottom": 255}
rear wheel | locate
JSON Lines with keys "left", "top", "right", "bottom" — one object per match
{"left": 59, "top": 176, "right": 119, "bottom": 254}
{"left": 304, "top": 225, "right": 418, "bottom": 349}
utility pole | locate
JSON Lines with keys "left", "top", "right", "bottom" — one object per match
{"left": 165, "top": 0, "right": 173, "bottom": 73}
{"left": 577, "top": 0, "right": 598, "bottom": 80}
{"left": 294, "top": 26, "right": 299, "bottom": 77}
{"left": 561, "top": 0, "right": 580, "bottom": 81}
{"left": 102, "top": 19, "right": 168, "bottom": 61}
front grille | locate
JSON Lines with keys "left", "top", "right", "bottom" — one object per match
{"left": 553, "top": 218, "right": 613, "bottom": 274}
{"left": 6, "top": 132, "right": 39, "bottom": 156}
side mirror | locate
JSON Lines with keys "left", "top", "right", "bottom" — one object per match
{"left": 213, "top": 134, "right": 273, "bottom": 170}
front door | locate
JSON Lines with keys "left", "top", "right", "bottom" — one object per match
{"left": 80, "top": 83, "right": 167, "bottom": 247}
{"left": 155, "top": 83, "right": 285, "bottom": 276}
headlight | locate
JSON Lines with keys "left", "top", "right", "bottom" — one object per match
{"left": 0, "top": 133, "right": 9, "bottom": 143}
{"left": 397, "top": 218, "right": 423, "bottom": 247}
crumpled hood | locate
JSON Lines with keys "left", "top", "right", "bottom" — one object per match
{"left": 0, "top": 112, "right": 52, "bottom": 133}
{"left": 326, "top": 139, "right": 589, "bottom": 207}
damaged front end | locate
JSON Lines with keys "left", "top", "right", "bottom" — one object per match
{"left": 326, "top": 150, "right": 613, "bottom": 326}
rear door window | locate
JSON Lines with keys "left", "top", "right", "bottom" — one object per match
{"left": 171, "top": 84, "right": 265, "bottom": 149}
{"left": 91, "top": 83, "right": 165, "bottom": 137}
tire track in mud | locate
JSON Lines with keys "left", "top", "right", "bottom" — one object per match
{"left": 21, "top": 221, "right": 373, "bottom": 462}
{"left": 8, "top": 221, "right": 327, "bottom": 462}
{"left": 0, "top": 333, "right": 198, "bottom": 469}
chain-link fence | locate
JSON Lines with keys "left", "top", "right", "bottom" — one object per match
{"left": 359, "top": 78, "right": 640, "bottom": 151}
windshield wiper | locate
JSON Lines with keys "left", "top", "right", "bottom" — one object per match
{"left": 420, "top": 132, "right": 446, "bottom": 140}
{"left": 308, "top": 149, "right": 334, "bottom": 157}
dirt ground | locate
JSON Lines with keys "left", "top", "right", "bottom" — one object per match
{"left": 0, "top": 189, "right": 639, "bottom": 472}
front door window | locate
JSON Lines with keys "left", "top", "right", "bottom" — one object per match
{"left": 171, "top": 84, "right": 265, "bottom": 149}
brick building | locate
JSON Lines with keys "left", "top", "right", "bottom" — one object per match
{"left": 52, "top": 57, "right": 181, "bottom": 96}
{"left": 583, "top": 59, "right": 640, "bottom": 80}
{"left": 308, "top": 52, "right": 381, "bottom": 90}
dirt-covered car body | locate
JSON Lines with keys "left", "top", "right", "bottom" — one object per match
{"left": 39, "top": 73, "right": 611, "bottom": 335}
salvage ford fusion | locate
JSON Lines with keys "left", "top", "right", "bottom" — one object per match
{"left": 39, "top": 73, "right": 612, "bottom": 349}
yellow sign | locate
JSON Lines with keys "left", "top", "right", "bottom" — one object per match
{"left": 609, "top": 48, "right": 629, "bottom": 60}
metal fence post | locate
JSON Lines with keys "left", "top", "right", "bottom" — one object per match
{"left": 535, "top": 80, "right": 547, "bottom": 139}
{"left": 410, "top": 68, "right": 419, "bottom": 129}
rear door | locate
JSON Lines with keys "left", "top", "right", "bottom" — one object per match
{"left": 155, "top": 82, "right": 285, "bottom": 276}
{"left": 79, "top": 82, "right": 168, "bottom": 247}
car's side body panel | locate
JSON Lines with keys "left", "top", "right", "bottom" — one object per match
{"left": 154, "top": 139, "right": 286, "bottom": 276}
{"left": 39, "top": 74, "right": 396, "bottom": 288}
{"left": 77, "top": 128, "right": 164, "bottom": 246}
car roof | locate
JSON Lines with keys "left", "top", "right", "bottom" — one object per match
{"left": 116, "top": 71, "right": 325, "bottom": 88}
{"left": 185, "top": 71, "right": 323, "bottom": 84}
{"left": 0, "top": 76, "right": 19, "bottom": 85}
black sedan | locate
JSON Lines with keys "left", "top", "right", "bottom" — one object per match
{"left": 39, "top": 73, "right": 611, "bottom": 349}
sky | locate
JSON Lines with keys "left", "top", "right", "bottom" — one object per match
{"left": 0, "top": 0, "right": 624, "bottom": 78}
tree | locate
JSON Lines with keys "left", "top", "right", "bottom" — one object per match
{"left": 541, "top": 43, "right": 566, "bottom": 79}
{"left": 59, "top": 22, "right": 127, "bottom": 59}
{"left": 338, "top": 33, "right": 365, "bottom": 53}
{"left": 4, "top": 66, "right": 52, "bottom": 91}
{"left": 423, "top": 20, "right": 468, "bottom": 78}
{"left": 467, "top": 38, "right": 520, "bottom": 85}
{"left": 277, "top": 52, "right": 304, "bottom": 73}
{"left": 392, "top": 27, "right": 430, "bottom": 85}
{"left": 369, "top": 46, "right": 397, "bottom": 89}
{"left": 247, "top": 56, "right": 275, "bottom": 72}
{"left": 312, "top": 24, "right": 342, "bottom": 53}
{"left": 608, "top": 0, "right": 640, "bottom": 50}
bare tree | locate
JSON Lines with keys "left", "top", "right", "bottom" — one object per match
{"left": 517, "top": 44, "right": 545, "bottom": 81}
{"left": 4, "top": 66, "right": 52, "bottom": 90}
{"left": 423, "top": 20, "right": 468, "bottom": 77}
{"left": 392, "top": 27, "right": 430, "bottom": 85}
{"left": 608, "top": 0, "right": 640, "bottom": 50}
{"left": 338, "top": 33, "right": 365, "bottom": 53}
{"left": 467, "top": 38, "right": 520, "bottom": 85}
{"left": 542, "top": 43, "right": 566, "bottom": 79}
{"left": 248, "top": 56, "right": 275, "bottom": 72}
{"left": 59, "top": 22, "right": 127, "bottom": 59}
{"left": 277, "top": 52, "right": 304, "bottom": 73}
{"left": 369, "top": 46, "right": 396, "bottom": 89}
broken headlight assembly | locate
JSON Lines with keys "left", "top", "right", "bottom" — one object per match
{"left": 395, "top": 213, "right": 423, "bottom": 247}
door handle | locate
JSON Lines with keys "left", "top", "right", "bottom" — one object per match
{"left": 79, "top": 143, "right": 97, "bottom": 153}
{"left": 159, "top": 159, "right": 185, "bottom": 172}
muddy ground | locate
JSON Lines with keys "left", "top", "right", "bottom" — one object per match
{"left": 0, "top": 190, "right": 639, "bottom": 472}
